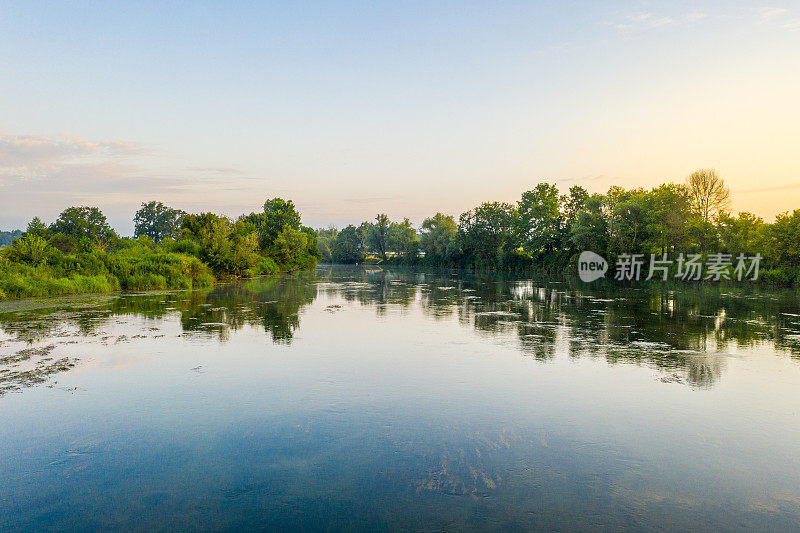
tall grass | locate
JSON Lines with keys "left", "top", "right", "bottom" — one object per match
{"left": 0, "top": 246, "right": 214, "bottom": 300}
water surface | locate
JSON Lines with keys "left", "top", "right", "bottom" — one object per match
{"left": 2, "top": 265, "right": 800, "bottom": 530}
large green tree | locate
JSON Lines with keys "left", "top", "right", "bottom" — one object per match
{"left": 332, "top": 225, "right": 366, "bottom": 263}
{"left": 134, "top": 201, "right": 185, "bottom": 242}
{"left": 241, "top": 198, "right": 302, "bottom": 251}
{"left": 388, "top": 218, "right": 419, "bottom": 260}
{"left": 570, "top": 193, "right": 608, "bottom": 255}
{"left": 517, "top": 183, "right": 563, "bottom": 257}
{"left": 364, "top": 214, "right": 390, "bottom": 260}
{"left": 315, "top": 227, "right": 339, "bottom": 262}
{"left": 769, "top": 209, "right": 800, "bottom": 278}
{"left": 458, "top": 202, "right": 519, "bottom": 269}
{"left": 180, "top": 213, "right": 259, "bottom": 275}
{"left": 420, "top": 213, "right": 457, "bottom": 263}
{"left": 50, "top": 206, "right": 116, "bottom": 243}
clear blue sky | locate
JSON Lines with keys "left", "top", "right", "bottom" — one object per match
{"left": 2, "top": 1, "right": 799, "bottom": 234}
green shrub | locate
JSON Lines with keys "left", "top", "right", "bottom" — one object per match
{"left": 107, "top": 249, "right": 214, "bottom": 290}
{"left": 245, "top": 257, "right": 280, "bottom": 277}
{"left": 125, "top": 273, "right": 168, "bottom": 290}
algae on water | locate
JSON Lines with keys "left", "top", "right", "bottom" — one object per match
{"left": 0, "top": 343, "right": 78, "bottom": 395}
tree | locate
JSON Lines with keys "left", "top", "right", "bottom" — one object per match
{"left": 270, "top": 227, "right": 309, "bottom": 269}
{"left": 517, "top": 183, "right": 563, "bottom": 256}
{"left": 3, "top": 234, "right": 51, "bottom": 265}
{"left": 562, "top": 186, "right": 590, "bottom": 229}
{"left": 420, "top": 213, "right": 457, "bottom": 262}
{"left": 605, "top": 188, "right": 648, "bottom": 254}
{"left": 316, "top": 226, "right": 339, "bottom": 262}
{"left": 180, "top": 213, "right": 259, "bottom": 275}
{"left": 262, "top": 198, "right": 301, "bottom": 242}
{"left": 50, "top": 206, "right": 116, "bottom": 243}
{"left": 301, "top": 226, "right": 321, "bottom": 262}
{"left": 364, "top": 214, "right": 390, "bottom": 260}
{"left": 241, "top": 198, "right": 303, "bottom": 251}
{"left": 769, "top": 209, "right": 800, "bottom": 274}
{"left": 25, "top": 217, "right": 48, "bottom": 238}
{"left": 332, "top": 225, "right": 366, "bottom": 263}
{"left": 687, "top": 168, "right": 730, "bottom": 223}
{"left": 388, "top": 218, "right": 419, "bottom": 260}
{"left": 133, "top": 201, "right": 185, "bottom": 242}
{"left": 570, "top": 193, "right": 608, "bottom": 255}
{"left": 458, "top": 202, "right": 518, "bottom": 269}
{"left": 642, "top": 183, "right": 691, "bottom": 254}
{"left": 717, "top": 212, "right": 766, "bottom": 254}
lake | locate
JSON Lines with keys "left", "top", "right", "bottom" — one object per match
{"left": 2, "top": 265, "right": 800, "bottom": 531}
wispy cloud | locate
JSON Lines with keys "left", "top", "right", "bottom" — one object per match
{"left": 613, "top": 9, "right": 709, "bottom": 31}
{"left": 0, "top": 132, "right": 147, "bottom": 180}
{"left": 735, "top": 183, "right": 800, "bottom": 194}
{"left": 0, "top": 131, "right": 264, "bottom": 232}
{"left": 755, "top": 6, "right": 800, "bottom": 30}
{"left": 186, "top": 166, "right": 245, "bottom": 175}
{"left": 684, "top": 11, "right": 708, "bottom": 23}
{"left": 758, "top": 7, "right": 788, "bottom": 21}
{"left": 614, "top": 12, "right": 674, "bottom": 31}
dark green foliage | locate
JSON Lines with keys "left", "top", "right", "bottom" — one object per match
{"left": 517, "top": 183, "right": 563, "bottom": 256}
{"left": 315, "top": 227, "right": 338, "bottom": 262}
{"left": 458, "top": 202, "right": 519, "bottom": 269}
{"left": 3, "top": 234, "right": 51, "bottom": 266}
{"left": 769, "top": 209, "right": 800, "bottom": 283}
{"left": 0, "top": 198, "right": 317, "bottom": 301}
{"left": 49, "top": 206, "right": 117, "bottom": 244}
{"left": 331, "top": 225, "right": 365, "bottom": 263}
{"left": 388, "top": 218, "right": 419, "bottom": 260}
{"left": 134, "top": 201, "right": 185, "bottom": 242}
{"left": 173, "top": 199, "right": 317, "bottom": 276}
{"left": 179, "top": 213, "right": 260, "bottom": 276}
{"left": 321, "top": 171, "right": 799, "bottom": 283}
{"left": 363, "top": 214, "right": 391, "bottom": 260}
{"left": 420, "top": 213, "right": 457, "bottom": 263}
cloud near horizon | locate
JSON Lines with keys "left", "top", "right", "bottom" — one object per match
{"left": 0, "top": 132, "right": 146, "bottom": 178}
{"left": 0, "top": 131, "right": 263, "bottom": 233}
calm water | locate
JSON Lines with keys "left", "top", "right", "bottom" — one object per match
{"left": 2, "top": 265, "right": 800, "bottom": 531}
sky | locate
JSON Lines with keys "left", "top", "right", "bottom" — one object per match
{"left": 1, "top": 1, "right": 799, "bottom": 235}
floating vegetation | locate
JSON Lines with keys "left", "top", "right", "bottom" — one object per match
{"left": 325, "top": 304, "right": 343, "bottom": 313}
{"left": 0, "top": 344, "right": 78, "bottom": 395}
{"left": 413, "top": 430, "right": 514, "bottom": 498}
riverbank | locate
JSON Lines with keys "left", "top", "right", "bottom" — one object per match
{"left": 0, "top": 246, "right": 312, "bottom": 302}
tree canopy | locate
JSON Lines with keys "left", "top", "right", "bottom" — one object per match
{"left": 134, "top": 201, "right": 185, "bottom": 242}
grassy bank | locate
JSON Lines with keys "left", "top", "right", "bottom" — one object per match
{"left": 0, "top": 198, "right": 320, "bottom": 301}
{"left": 0, "top": 246, "right": 215, "bottom": 301}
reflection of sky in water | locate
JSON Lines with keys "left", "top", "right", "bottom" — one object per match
{"left": 1, "top": 266, "right": 800, "bottom": 530}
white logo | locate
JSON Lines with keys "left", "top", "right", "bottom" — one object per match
{"left": 578, "top": 251, "right": 608, "bottom": 282}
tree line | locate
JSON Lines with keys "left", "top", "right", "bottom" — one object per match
{"left": 0, "top": 199, "right": 319, "bottom": 300}
{"left": 317, "top": 169, "right": 800, "bottom": 284}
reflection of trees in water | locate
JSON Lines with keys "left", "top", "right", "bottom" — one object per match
{"left": 0, "top": 303, "right": 117, "bottom": 344}
{"left": 1, "top": 266, "right": 798, "bottom": 387}
{"left": 178, "top": 274, "right": 318, "bottom": 343}
{"left": 316, "top": 266, "right": 419, "bottom": 316}
{"left": 0, "top": 272, "right": 318, "bottom": 345}
{"left": 315, "top": 266, "right": 800, "bottom": 387}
